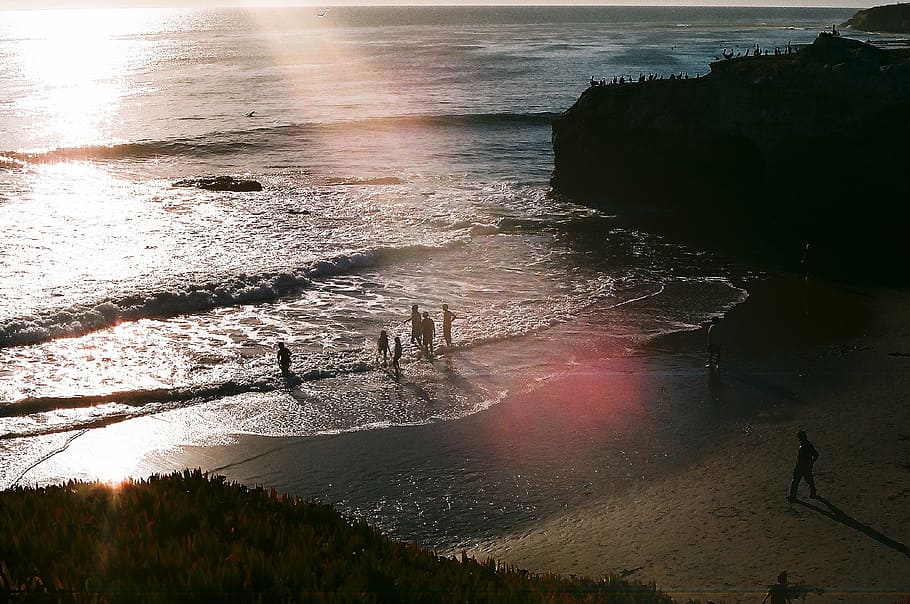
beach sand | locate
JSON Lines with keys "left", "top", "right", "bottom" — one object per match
{"left": 468, "top": 275, "right": 910, "bottom": 603}
{"left": 24, "top": 273, "right": 909, "bottom": 603}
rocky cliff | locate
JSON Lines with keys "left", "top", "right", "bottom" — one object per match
{"left": 842, "top": 3, "right": 910, "bottom": 34}
{"left": 550, "top": 34, "right": 910, "bottom": 281}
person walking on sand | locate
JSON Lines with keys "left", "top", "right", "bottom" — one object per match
{"left": 441, "top": 303, "right": 456, "bottom": 348}
{"left": 392, "top": 336, "right": 403, "bottom": 381}
{"left": 405, "top": 304, "right": 422, "bottom": 345}
{"left": 761, "top": 571, "right": 792, "bottom": 604}
{"left": 706, "top": 316, "right": 723, "bottom": 369}
{"left": 377, "top": 329, "right": 391, "bottom": 367}
{"left": 276, "top": 341, "right": 292, "bottom": 375}
{"left": 788, "top": 430, "right": 819, "bottom": 503}
{"left": 420, "top": 311, "right": 436, "bottom": 359}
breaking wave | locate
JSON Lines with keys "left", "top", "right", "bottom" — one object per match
{"left": 0, "top": 243, "right": 451, "bottom": 349}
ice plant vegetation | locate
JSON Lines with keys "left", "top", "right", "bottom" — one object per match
{"left": 0, "top": 470, "right": 671, "bottom": 603}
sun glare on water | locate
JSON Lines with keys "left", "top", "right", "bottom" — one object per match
{"left": 10, "top": 9, "right": 169, "bottom": 151}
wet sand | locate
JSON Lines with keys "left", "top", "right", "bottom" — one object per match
{"left": 22, "top": 273, "right": 910, "bottom": 602}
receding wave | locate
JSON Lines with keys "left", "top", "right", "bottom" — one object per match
{"left": 2, "top": 382, "right": 272, "bottom": 421}
{"left": 2, "top": 112, "right": 558, "bottom": 165}
{"left": 0, "top": 355, "right": 373, "bottom": 439}
{"left": 0, "top": 243, "right": 450, "bottom": 349}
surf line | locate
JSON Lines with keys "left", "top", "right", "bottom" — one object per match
{"left": 9, "top": 429, "right": 88, "bottom": 488}
{"left": 602, "top": 283, "right": 667, "bottom": 311}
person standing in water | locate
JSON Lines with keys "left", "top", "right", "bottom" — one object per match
{"left": 706, "top": 316, "right": 723, "bottom": 369}
{"left": 441, "top": 303, "right": 456, "bottom": 348}
{"left": 377, "top": 329, "right": 391, "bottom": 367}
{"left": 420, "top": 311, "right": 436, "bottom": 359}
{"left": 276, "top": 341, "right": 292, "bottom": 375}
{"left": 392, "top": 336, "right": 403, "bottom": 381}
{"left": 405, "top": 304, "right": 422, "bottom": 345}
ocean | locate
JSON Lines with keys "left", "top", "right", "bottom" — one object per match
{"left": 1, "top": 5, "right": 856, "bottom": 543}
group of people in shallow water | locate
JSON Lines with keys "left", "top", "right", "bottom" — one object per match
{"left": 375, "top": 303, "right": 456, "bottom": 380}
{"left": 275, "top": 303, "right": 456, "bottom": 383}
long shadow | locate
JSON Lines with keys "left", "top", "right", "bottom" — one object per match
{"left": 283, "top": 371, "right": 302, "bottom": 390}
{"left": 796, "top": 496, "right": 910, "bottom": 557}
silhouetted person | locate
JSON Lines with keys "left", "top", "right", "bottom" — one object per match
{"left": 405, "top": 304, "right": 422, "bottom": 345}
{"left": 761, "top": 571, "right": 792, "bottom": 604}
{"left": 800, "top": 242, "right": 812, "bottom": 280}
{"left": 706, "top": 316, "right": 723, "bottom": 369}
{"left": 788, "top": 430, "right": 819, "bottom": 503}
{"left": 377, "top": 329, "right": 391, "bottom": 367}
{"left": 442, "top": 303, "right": 456, "bottom": 348}
{"left": 420, "top": 311, "right": 436, "bottom": 358}
{"left": 276, "top": 341, "right": 292, "bottom": 375}
{"left": 392, "top": 336, "right": 403, "bottom": 381}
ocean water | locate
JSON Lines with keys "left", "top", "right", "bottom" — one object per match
{"left": 0, "top": 6, "right": 853, "bottom": 495}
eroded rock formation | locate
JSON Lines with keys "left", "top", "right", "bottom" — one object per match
{"left": 550, "top": 34, "right": 910, "bottom": 281}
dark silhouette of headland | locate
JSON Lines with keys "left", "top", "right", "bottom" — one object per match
{"left": 551, "top": 33, "right": 910, "bottom": 282}
{"left": 842, "top": 3, "right": 910, "bottom": 33}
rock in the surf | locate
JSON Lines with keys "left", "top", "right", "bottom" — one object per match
{"left": 172, "top": 176, "right": 263, "bottom": 192}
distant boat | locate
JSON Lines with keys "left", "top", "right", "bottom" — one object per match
{"left": 317, "top": 9, "right": 329, "bottom": 18}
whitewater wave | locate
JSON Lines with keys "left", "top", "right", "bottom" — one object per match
{"left": 2, "top": 112, "right": 558, "bottom": 165}
{"left": 0, "top": 243, "right": 452, "bottom": 349}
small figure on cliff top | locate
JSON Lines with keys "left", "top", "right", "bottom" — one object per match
{"left": 761, "top": 571, "right": 792, "bottom": 604}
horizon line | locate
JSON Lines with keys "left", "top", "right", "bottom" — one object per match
{"left": 0, "top": 1, "right": 876, "bottom": 9}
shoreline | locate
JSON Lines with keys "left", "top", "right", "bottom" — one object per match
{"left": 15, "top": 272, "right": 909, "bottom": 601}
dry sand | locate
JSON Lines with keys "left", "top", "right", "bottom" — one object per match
{"left": 469, "top": 275, "right": 910, "bottom": 603}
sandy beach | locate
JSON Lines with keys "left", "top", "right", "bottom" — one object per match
{"left": 469, "top": 275, "right": 910, "bottom": 603}
{"left": 22, "top": 273, "right": 910, "bottom": 603}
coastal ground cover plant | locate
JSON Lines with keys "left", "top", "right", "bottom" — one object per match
{"left": 0, "top": 469, "right": 671, "bottom": 603}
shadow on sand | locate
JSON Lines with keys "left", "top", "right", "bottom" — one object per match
{"left": 796, "top": 496, "right": 910, "bottom": 558}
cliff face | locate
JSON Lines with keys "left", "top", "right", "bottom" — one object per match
{"left": 842, "top": 3, "right": 910, "bottom": 33}
{"left": 550, "top": 34, "right": 910, "bottom": 280}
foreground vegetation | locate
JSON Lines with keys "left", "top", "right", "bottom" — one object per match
{"left": 0, "top": 469, "right": 671, "bottom": 603}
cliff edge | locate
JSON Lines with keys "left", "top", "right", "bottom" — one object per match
{"left": 550, "top": 34, "right": 910, "bottom": 281}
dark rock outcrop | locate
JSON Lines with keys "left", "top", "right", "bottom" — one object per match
{"left": 172, "top": 176, "right": 263, "bottom": 192}
{"left": 842, "top": 4, "right": 910, "bottom": 34}
{"left": 550, "top": 34, "right": 910, "bottom": 281}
